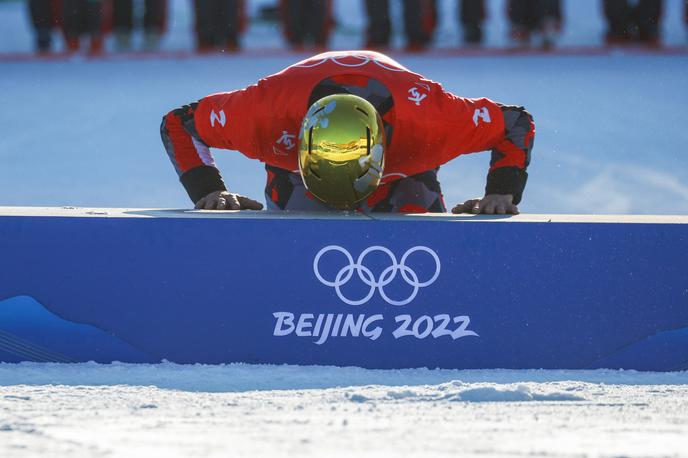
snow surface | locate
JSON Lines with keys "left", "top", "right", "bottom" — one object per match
{"left": 2, "top": 53, "right": 688, "bottom": 214}
{"left": 1, "top": 363, "right": 688, "bottom": 457}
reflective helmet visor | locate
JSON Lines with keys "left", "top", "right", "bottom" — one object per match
{"left": 298, "top": 94, "right": 386, "bottom": 210}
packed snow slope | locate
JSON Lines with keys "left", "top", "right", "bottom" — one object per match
{"left": 1, "top": 53, "right": 687, "bottom": 214}
{"left": 1, "top": 363, "right": 688, "bottom": 457}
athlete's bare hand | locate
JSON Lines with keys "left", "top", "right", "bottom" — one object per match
{"left": 195, "top": 191, "right": 264, "bottom": 211}
{"left": 451, "top": 194, "right": 519, "bottom": 215}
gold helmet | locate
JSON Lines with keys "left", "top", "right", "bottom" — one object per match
{"left": 298, "top": 94, "right": 386, "bottom": 210}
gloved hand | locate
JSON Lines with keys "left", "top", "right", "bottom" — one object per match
{"left": 195, "top": 191, "right": 264, "bottom": 210}
{"left": 451, "top": 194, "right": 519, "bottom": 215}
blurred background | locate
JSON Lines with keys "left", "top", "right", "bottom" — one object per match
{"left": 3, "top": 0, "right": 688, "bottom": 54}
{"left": 0, "top": 0, "right": 687, "bottom": 214}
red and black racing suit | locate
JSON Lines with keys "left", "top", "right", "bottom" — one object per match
{"left": 160, "top": 51, "right": 535, "bottom": 213}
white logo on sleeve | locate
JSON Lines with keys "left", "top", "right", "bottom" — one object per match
{"left": 276, "top": 131, "right": 296, "bottom": 150}
{"left": 473, "top": 107, "right": 491, "bottom": 126}
{"left": 210, "top": 109, "right": 226, "bottom": 127}
{"left": 407, "top": 87, "right": 428, "bottom": 106}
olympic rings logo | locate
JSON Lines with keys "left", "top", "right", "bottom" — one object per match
{"left": 313, "top": 245, "right": 441, "bottom": 306}
{"left": 294, "top": 54, "right": 406, "bottom": 72}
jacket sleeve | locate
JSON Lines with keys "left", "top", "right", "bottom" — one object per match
{"left": 160, "top": 88, "right": 261, "bottom": 204}
{"left": 484, "top": 104, "right": 535, "bottom": 205}
{"left": 431, "top": 95, "right": 535, "bottom": 205}
{"left": 160, "top": 101, "right": 227, "bottom": 204}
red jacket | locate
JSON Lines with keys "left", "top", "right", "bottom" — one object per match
{"left": 161, "top": 50, "right": 534, "bottom": 205}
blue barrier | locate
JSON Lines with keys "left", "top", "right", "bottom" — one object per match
{"left": 0, "top": 207, "right": 686, "bottom": 370}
